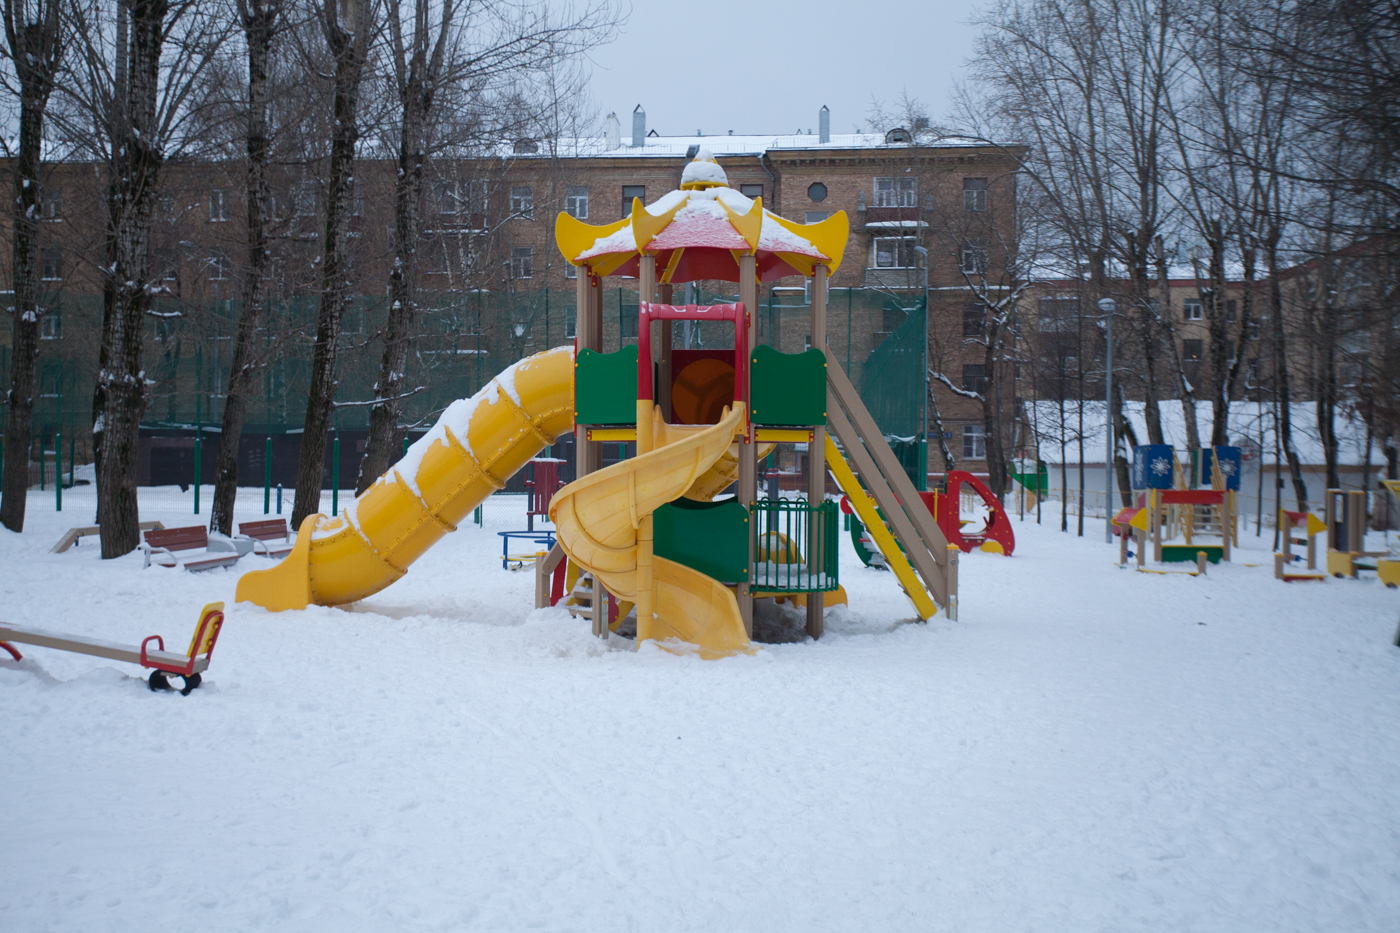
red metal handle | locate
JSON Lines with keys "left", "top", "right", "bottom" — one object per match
{"left": 139, "top": 635, "right": 165, "bottom": 668}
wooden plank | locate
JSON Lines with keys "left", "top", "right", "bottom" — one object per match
{"left": 826, "top": 403, "right": 948, "bottom": 608}
{"left": 0, "top": 624, "right": 207, "bottom": 672}
{"left": 52, "top": 520, "right": 164, "bottom": 554}
{"left": 824, "top": 348, "right": 950, "bottom": 564}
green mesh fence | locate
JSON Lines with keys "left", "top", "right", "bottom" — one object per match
{"left": 857, "top": 296, "right": 927, "bottom": 489}
{"left": 0, "top": 285, "right": 930, "bottom": 472}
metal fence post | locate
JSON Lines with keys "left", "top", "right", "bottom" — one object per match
{"left": 332, "top": 432, "right": 340, "bottom": 516}
{"left": 264, "top": 434, "right": 272, "bottom": 514}
{"left": 54, "top": 431, "right": 62, "bottom": 512}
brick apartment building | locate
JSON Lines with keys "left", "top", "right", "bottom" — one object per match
{"left": 1, "top": 105, "right": 1027, "bottom": 486}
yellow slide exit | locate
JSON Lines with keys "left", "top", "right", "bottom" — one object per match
{"left": 549, "top": 404, "right": 753, "bottom": 657}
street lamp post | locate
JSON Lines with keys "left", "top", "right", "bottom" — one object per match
{"left": 1098, "top": 297, "right": 1116, "bottom": 543}
{"left": 914, "top": 246, "right": 930, "bottom": 491}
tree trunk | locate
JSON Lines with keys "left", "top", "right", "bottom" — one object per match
{"left": 291, "top": 0, "right": 370, "bottom": 529}
{"left": 981, "top": 319, "right": 1007, "bottom": 499}
{"left": 96, "top": 0, "right": 167, "bottom": 559}
{"left": 210, "top": 0, "right": 281, "bottom": 536}
{"left": 926, "top": 380, "right": 955, "bottom": 477}
{"left": 1264, "top": 231, "right": 1307, "bottom": 509}
{"left": 1156, "top": 236, "right": 1201, "bottom": 456}
{"left": 0, "top": 2, "right": 61, "bottom": 532}
{"left": 357, "top": 51, "right": 432, "bottom": 494}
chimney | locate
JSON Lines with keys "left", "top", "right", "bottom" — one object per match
{"left": 819, "top": 105, "right": 830, "bottom": 144}
{"left": 632, "top": 105, "right": 646, "bottom": 148}
{"left": 604, "top": 112, "right": 620, "bottom": 150}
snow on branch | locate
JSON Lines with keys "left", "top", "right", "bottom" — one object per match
{"left": 930, "top": 369, "right": 983, "bottom": 402}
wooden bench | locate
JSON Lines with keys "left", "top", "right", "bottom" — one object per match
{"left": 238, "top": 518, "right": 295, "bottom": 558}
{"left": 1, "top": 602, "right": 225, "bottom": 694}
{"left": 51, "top": 521, "right": 165, "bottom": 554}
{"left": 142, "top": 525, "right": 242, "bottom": 571}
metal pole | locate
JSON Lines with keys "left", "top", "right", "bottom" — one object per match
{"left": 915, "top": 246, "right": 930, "bottom": 492}
{"left": 332, "top": 431, "right": 340, "bottom": 516}
{"left": 55, "top": 431, "right": 61, "bottom": 511}
{"left": 1099, "top": 297, "right": 1116, "bottom": 542}
{"left": 193, "top": 391, "right": 202, "bottom": 515}
{"left": 264, "top": 433, "right": 272, "bottom": 514}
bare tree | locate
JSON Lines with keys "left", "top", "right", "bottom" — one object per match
{"left": 290, "top": 0, "right": 374, "bottom": 529}
{"left": 0, "top": 0, "right": 62, "bottom": 533}
{"left": 208, "top": 0, "right": 287, "bottom": 536}
{"left": 56, "top": 0, "right": 230, "bottom": 557}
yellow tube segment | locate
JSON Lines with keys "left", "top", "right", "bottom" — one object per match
{"left": 236, "top": 346, "right": 576, "bottom": 611}
{"left": 550, "top": 404, "right": 752, "bottom": 656}
{"left": 824, "top": 434, "right": 938, "bottom": 621}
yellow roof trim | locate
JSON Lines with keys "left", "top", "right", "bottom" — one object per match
{"left": 721, "top": 195, "right": 762, "bottom": 254}
{"left": 555, "top": 212, "right": 629, "bottom": 265}
{"left": 767, "top": 210, "right": 850, "bottom": 274}
{"left": 631, "top": 195, "right": 687, "bottom": 253}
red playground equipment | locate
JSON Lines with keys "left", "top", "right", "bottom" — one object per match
{"left": 926, "top": 471, "right": 1016, "bottom": 555}
{"left": 524, "top": 458, "right": 566, "bottom": 532}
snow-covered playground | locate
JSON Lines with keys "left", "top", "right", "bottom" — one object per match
{"left": 3, "top": 489, "right": 1399, "bottom": 931}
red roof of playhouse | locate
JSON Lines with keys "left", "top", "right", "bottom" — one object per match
{"left": 555, "top": 148, "right": 849, "bottom": 283}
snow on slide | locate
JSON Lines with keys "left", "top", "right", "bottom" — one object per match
{"left": 235, "top": 346, "right": 576, "bottom": 611}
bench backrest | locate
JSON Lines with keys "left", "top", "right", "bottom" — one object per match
{"left": 238, "top": 518, "right": 289, "bottom": 541}
{"left": 145, "top": 525, "right": 209, "bottom": 552}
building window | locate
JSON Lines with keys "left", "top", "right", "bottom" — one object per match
{"left": 511, "top": 246, "right": 533, "bottom": 279}
{"left": 1183, "top": 299, "right": 1202, "bottom": 321}
{"left": 740, "top": 183, "right": 763, "bottom": 200}
{"left": 342, "top": 305, "right": 363, "bottom": 335}
{"left": 1246, "top": 318, "right": 1261, "bottom": 340}
{"left": 805, "top": 211, "right": 831, "bottom": 224}
{"left": 1037, "top": 296, "right": 1078, "bottom": 332}
{"left": 41, "top": 188, "right": 62, "bottom": 221}
{"left": 296, "top": 181, "right": 318, "bottom": 216}
{"left": 40, "top": 313, "right": 60, "bottom": 340}
{"left": 807, "top": 182, "right": 828, "bottom": 202}
{"left": 565, "top": 262, "right": 577, "bottom": 279}
{"left": 565, "top": 306, "right": 576, "bottom": 338}
{"left": 620, "top": 303, "right": 638, "bottom": 339}
{"left": 1246, "top": 357, "right": 1260, "bottom": 382}
{"left": 1182, "top": 339, "right": 1203, "bottom": 361}
{"left": 962, "top": 304, "right": 983, "bottom": 337}
{"left": 885, "top": 127, "right": 911, "bottom": 144}
{"left": 40, "top": 249, "right": 62, "bottom": 281}
{"left": 468, "top": 181, "right": 489, "bottom": 213}
{"left": 208, "top": 250, "right": 229, "bottom": 281}
{"left": 873, "top": 176, "right": 917, "bottom": 208}
{"left": 210, "top": 189, "right": 229, "bottom": 222}
{"left": 510, "top": 185, "right": 534, "bottom": 218}
{"left": 962, "top": 364, "right": 986, "bottom": 395}
{"left": 963, "top": 177, "right": 988, "bottom": 212}
{"left": 435, "top": 181, "right": 459, "bottom": 215}
{"left": 874, "top": 236, "right": 917, "bottom": 268}
{"left": 960, "top": 238, "right": 989, "bottom": 274}
{"left": 565, "top": 186, "right": 589, "bottom": 219}
{"left": 1226, "top": 299, "right": 1237, "bottom": 322}
{"left": 962, "top": 424, "right": 986, "bottom": 459}
{"left": 622, "top": 185, "right": 645, "bottom": 216}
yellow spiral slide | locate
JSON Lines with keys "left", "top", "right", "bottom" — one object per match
{"left": 235, "top": 345, "right": 752, "bottom": 656}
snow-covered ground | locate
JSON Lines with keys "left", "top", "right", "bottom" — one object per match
{"left": 3, "top": 488, "right": 1399, "bottom": 931}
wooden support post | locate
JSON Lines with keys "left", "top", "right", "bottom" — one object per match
{"left": 1306, "top": 520, "right": 1316, "bottom": 570}
{"left": 1275, "top": 552, "right": 1286, "bottom": 579}
{"left": 1196, "top": 550, "right": 1208, "bottom": 575}
{"left": 1136, "top": 523, "right": 1146, "bottom": 568}
{"left": 806, "top": 265, "right": 828, "bottom": 639}
{"left": 946, "top": 545, "right": 959, "bottom": 620}
{"left": 1226, "top": 487, "right": 1237, "bottom": 560}
{"left": 658, "top": 283, "right": 673, "bottom": 420}
{"left": 1152, "top": 489, "right": 1163, "bottom": 563}
{"left": 736, "top": 253, "right": 758, "bottom": 638}
{"left": 1118, "top": 523, "right": 1129, "bottom": 566}
{"left": 575, "top": 271, "right": 607, "bottom": 636}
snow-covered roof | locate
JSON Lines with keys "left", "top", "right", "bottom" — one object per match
{"left": 519, "top": 132, "right": 991, "bottom": 160}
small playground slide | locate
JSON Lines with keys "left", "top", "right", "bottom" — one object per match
{"left": 236, "top": 346, "right": 576, "bottom": 610}
{"left": 548, "top": 405, "right": 752, "bottom": 656}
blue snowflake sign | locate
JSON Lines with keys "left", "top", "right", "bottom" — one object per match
{"left": 1133, "top": 444, "right": 1174, "bottom": 490}
{"left": 1207, "top": 446, "right": 1242, "bottom": 491}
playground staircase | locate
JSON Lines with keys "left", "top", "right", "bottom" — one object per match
{"left": 823, "top": 348, "right": 955, "bottom": 620}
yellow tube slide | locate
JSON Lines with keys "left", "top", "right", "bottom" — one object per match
{"left": 236, "top": 346, "right": 575, "bottom": 611}
{"left": 549, "top": 404, "right": 752, "bottom": 657}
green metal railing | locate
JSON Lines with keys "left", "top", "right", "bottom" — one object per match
{"left": 750, "top": 498, "right": 839, "bottom": 593}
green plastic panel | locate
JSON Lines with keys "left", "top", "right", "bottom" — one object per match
{"left": 1161, "top": 544, "right": 1223, "bottom": 564}
{"left": 653, "top": 497, "right": 749, "bottom": 583}
{"left": 750, "top": 345, "right": 826, "bottom": 426}
{"left": 575, "top": 346, "right": 638, "bottom": 425}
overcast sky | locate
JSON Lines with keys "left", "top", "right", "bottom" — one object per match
{"left": 581, "top": 0, "right": 985, "bottom": 138}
